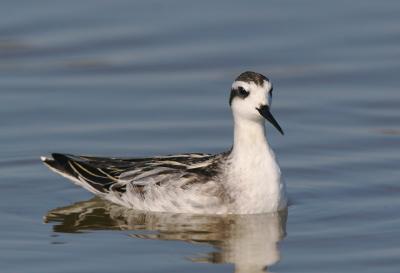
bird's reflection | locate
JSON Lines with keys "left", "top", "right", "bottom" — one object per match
{"left": 45, "top": 198, "right": 287, "bottom": 273}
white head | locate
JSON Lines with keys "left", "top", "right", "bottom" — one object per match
{"left": 229, "top": 71, "right": 284, "bottom": 135}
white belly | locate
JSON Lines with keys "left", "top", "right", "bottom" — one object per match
{"left": 225, "top": 155, "right": 287, "bottom": 214}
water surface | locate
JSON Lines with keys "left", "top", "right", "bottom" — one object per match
{"left": 1, "top": 0, "right": 400, "bottom": 272}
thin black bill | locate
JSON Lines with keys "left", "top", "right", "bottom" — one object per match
{"left": 256, "top": 105, "right": 284, "bottom": 135}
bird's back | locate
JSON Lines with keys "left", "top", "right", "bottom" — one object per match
{"left": 42, "top": 152, "right": 230, "bottom": 213}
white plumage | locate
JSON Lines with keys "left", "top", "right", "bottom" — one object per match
{"left": 42, "top": 71, "right": 287, "bottom": 214}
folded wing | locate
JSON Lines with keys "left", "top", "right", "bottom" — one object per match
{"left": 42, "top": 152, "right": 219, "bottom": 195}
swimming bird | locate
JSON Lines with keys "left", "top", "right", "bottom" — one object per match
{"left": 41, "top": 71, "right": 287, "bottom": 214}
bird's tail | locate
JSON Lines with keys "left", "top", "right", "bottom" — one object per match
{"left": 41, "top": 153, "right": 107, "bottom": 195}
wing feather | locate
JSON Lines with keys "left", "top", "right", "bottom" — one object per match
{"left": 48, "top": 152, "right": 221, "bottom": 195}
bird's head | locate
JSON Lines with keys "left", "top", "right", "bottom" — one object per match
{"left": 229, "top": 71, "right": 284, "bottom": 135}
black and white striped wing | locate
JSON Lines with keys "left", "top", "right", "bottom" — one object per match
{"left": 45, "top": 153, "right": 220, "bottom": 194}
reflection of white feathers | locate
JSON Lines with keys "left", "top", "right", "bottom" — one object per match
{"left": 42, "top": 71, "right": 287, "bottom": 214}
{"left": 45, "top": 198, "right": 287, "bottom": 273}
{"left": 220, "top": 214, "right": 284, "bottom": 273}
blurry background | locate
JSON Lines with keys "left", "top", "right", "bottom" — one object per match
{"left": 0, "top": 1, "right": 399, "bottom": 273}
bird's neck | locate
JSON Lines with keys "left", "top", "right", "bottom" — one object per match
{"left": 228, "top": 116, "right": 286, "bottom": 213}
{"left": 231, "top": 117, "right": 271, "bottom": 159}
{"left": 230, "top": 115, "right": 281, "bottom": 182}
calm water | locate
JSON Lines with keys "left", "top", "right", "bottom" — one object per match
{"left": 1, "top": 0, "right": 400, "bottom": 272}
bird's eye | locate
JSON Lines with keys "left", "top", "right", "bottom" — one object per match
{"left": 238, "top": 87, "right": 249, "bottom": 97}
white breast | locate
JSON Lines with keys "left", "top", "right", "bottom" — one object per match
{"left": 224, "top": 147, "right": 287, "bottom": 214}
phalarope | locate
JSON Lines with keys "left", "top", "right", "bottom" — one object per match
{"left": 42, "top": 71, "right": 287, "bottom": 214}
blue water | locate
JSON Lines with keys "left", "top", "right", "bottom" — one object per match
{"left": 1, "top": 0, "right": 400, "bottom": 272}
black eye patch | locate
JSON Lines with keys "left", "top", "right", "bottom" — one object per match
{"left": 229, "top": 86, "right": 250, "bottom": 105}
{"left": 238, "top": 87, "right": 249, "bottom": 98}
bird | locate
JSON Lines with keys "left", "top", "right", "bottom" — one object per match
{"left": 41, "top": 71, "right": 287, "bottom": 214}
